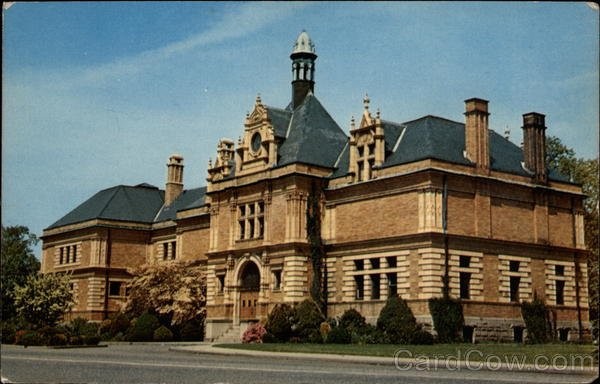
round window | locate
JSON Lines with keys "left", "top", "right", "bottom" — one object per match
{"left": 251, "top": 132, "right": 262, "bottom": 153}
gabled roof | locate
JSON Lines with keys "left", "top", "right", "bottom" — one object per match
{"left": 154, "top": 187, "right": 207, "bottom": 222}
{"left": 46, "top": 184, "right": 164, "bottom": 230}
{"left": 277, "top": 93, "right": 348, "bottom": 168}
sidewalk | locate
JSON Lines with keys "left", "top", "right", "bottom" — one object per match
{"left": 169, "top": 343, "right": 598, "bottom": 375}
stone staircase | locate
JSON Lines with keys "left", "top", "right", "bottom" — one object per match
{"left": 212, "top": 325, "right": 241, "bottom": 344}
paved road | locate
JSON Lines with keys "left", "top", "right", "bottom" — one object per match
{"left": 1, "top": 344, "right": 597, "bottom": 384}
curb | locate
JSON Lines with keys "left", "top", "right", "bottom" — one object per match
{"left": 169, "top": 344, "right": 599, "bottom": 375}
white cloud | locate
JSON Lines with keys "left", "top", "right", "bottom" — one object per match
{"left": 76, "top": 3, "right": 306, "bottom": 86}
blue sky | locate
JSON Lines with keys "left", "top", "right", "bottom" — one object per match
{"left": 2, "top": 2, "right": 598, "bottom": 257}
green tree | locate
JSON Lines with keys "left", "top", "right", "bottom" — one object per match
{"left": 124, "top": 261, "right": 206, "bottom": 326}
{"left": 546, "top": 136, "right": 599, "bottom": 341}
{"left": 1, "top": 225, "right": 41, "bottom": 320}
{"left": 13, "top": 273, "right": 73, "bottom": 328}
{"left": 307, "top": 181, "right": 326, "bottom": 313}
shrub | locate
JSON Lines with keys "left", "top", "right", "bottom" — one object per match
{"left": 127, "top": 312, "right": 160, "bottom": 342}
{"left": 242, "top": 322, "right": 267, "bottom": 344}
{"left": 521, "top": 297, "right": 551, "bottom": 343}
{"left": 69, "top": 336, "right": 84, "bottom": 345}
{"left": 319, "top": 322, "right": 332, "bottom": 342}
{"left": 179, "top": 317, "right": 204, "bottom": 341}
{"left": 326, "top": 326, "right": 351, "bottom": 344}
{"left": 49, "top": 333, "right": 69, "bottom": 346}
{"left": 411, "top": 328, "right": 435, "bottom": 345}
{"left": 67, "top": 317, "right": 99, "bottom": 339}
{"left": 17, "top": 330, "right": 44, "bottom": 346}
{"left": 376, "top": 295, "right": 418, "bottom": 344}
{"left": 428, "top": 297, "right": 463, "bottom": 343}
{"left": 265, "top": 303, "right": 294, "bottom": 342}
{"left": 83, "top": 335, "right": 101, "bottom": 345}
{"left": 339, "top": 308, "right": 367, "bottom": 335}
{"left": 293, "top": 299, "right": 325, "bottom": 342}
{"left": 153, "top": 326, "right": 174, "bottom": 342}
{"left": 109, "top": 312, "right": 131, "bottom": 337}
{"left": 1, "top": 321, "right": 17, "bottom": 344}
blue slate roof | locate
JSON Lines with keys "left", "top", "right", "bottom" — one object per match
{"left": 154, "top": 187, "right": 207, "bottom": 222}
{"left": 46, "top": 184, "right": 165, "bottom": 229}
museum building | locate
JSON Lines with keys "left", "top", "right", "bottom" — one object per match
{"left": 41, "top": 31, "right": 590, "bottom": 342}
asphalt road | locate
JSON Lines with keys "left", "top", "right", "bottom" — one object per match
{"left": 1, "top": 344, "right": 597, "bottom": 384}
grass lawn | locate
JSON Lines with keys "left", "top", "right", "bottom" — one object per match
{"left": 215, "top": 343, "right": 598, "bottom": 367}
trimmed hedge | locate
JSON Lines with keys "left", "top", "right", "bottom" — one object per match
{"left": 265, "top": 303, "right": 294, "bottom": 342}
{"left": 326, "top": 326, "right": 351, "bottom": 344}
{"left": 293, "top": 299, "right": 325, "bottom": 343}
{"left": 377, "top": 295, "right": 418, "bottom": 344}
{"left": 128, "top": 312, "right": 160, "bottom": 342}
{"left": 521, "top": 298, "right": 551, "bottom": 343}
{"left": 153, "top": 326, "right": 174, "bottom": 342}
{"left": 428, "top": 297, "right": 464, "bottom": 343}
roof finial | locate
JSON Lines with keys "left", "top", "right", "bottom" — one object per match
{"left": 208, "top": 158, "right": 213, "bottom": 168}
{"left": 363, "top": 93, "right": 370, "bottom": 110}
{"left": 351, "top": 115, "right": 356, "bottom": 129}
{"left": 376, "top": 108, "right": 381, "bottom": 119}
{"left": 256, "top": 93, "right": 262, "bottom": 105}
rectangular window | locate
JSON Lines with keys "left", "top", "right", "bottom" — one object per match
{"left": 59, "top": 248, "right": 64, "bottom": 264}
{"left": 556, "top": 280, "right": 565, "bottom": 305}
{"left": 370, "top": 258, "right": 380, "bottom": 270}
{"left": 387, "top": 273, "right": 397, "bottom": 297}
{"left": 510, "top": 276, "right": 520, "bottom": 302}
{"left": 109, "top": 282, "right": 122, "bottom": 297}
{"left": 357, "top": 146, "right": 364, "bottom": 158}
{"left": 248, "top": 220, "right": 255, "bottom": 238}
{"left": 460, "top": 272, "right": 471, "bottom": 299}
{"left": 237, "top": 201, "right": 264, "bottom": 240}
{"left": 71, "top": 245, "right": 77, "bottom": 263}
{"left": 239, "top": 220, "right": 246, "bottom": 239}
{"left": 368, "top": 143, "right": 375, "bottom": 156}
{"left": 258, "top": 217, "right": 264, "bottom": 238}
{"left": 357, "top": 161, "right": 363, "bottom": 181}
{"left": 371, "top": 274, "right": 380, "bottom": 300}
{"left": 355, "top": 275, "right": 364, "bottom": 300}
{"left": 509, "top": 260, "right": 520, "bottom": 272}
{"left": 386, "top": 256, "right": 397, "bottom": 268}
{"left": 171, "top": 241, "right": 177, "bottom": 259}
{"left": 555, "top": 265, "right": 565, "bottom": 276}
{"left": 459, "top": 256, "right": 470, "bottom": 268}
{"left": 163, "top": 243, "right": 169, "bottom": 261}
{"left": 66, "top": 246, "right": 71, "bottom": 263}
{"left": 272, "top": 270, "right": 282, "bottom": 290}
{"left": 354, "top": 259, "right": 364, "bottom": 271}
{"left": 217, "top": 274, "right": 225, "bottom": 293}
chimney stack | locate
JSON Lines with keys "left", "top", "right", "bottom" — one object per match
{"left": 165, "top": 154, "right": 184, "bottom": 206}
{"left": 464, "top": 98, "right": 490, "bottom": 171}
{"left": 522, "top": 112, "right": 547, "bottom": 183}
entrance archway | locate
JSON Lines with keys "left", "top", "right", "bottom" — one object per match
{"left": 239, "top": 261, "right": 260, "bottom": 320}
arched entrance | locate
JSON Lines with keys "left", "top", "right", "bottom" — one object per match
{"left": 239, "top": 261, "right": 260, "bottom": 320}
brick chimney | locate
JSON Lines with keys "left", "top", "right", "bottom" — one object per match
{"left": 522, "top": 112, "right": 547, "bottom": 183}
{"left": 165, "top": 154, "right": 184, "bottom": 206}
{"left": 464, "top": 98, "right": 490, "bottom": 171}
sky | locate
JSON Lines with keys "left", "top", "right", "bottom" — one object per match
{"left": 2, "top": 2, "right": 599, "bottom": 258}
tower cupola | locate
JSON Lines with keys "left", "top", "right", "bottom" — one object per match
{"left": 290, "top": 30, "right": 317, "bottom": 109}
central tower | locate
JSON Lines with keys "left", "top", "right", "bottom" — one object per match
{"left": 290, "top": 30, "right": 317, "bottom": 109}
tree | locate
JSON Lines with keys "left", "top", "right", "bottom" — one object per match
{"left": 306, "top": 181, "right": 326, "bottom": 314}
{"left": 124, "top": 261, "right": 206, "bottom": 326}
{"left": 13, "top": 273, "right": 73, "bottom": 328}
{"left": 1, "top": 225, "right": 41, "bottom": 320}
{"left": 546, "top": 136, "right": 599, "bottom": 341}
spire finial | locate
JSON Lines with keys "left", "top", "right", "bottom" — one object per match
{"left": 351, "top": 115, "right": 356, "bottom": 129}
{"left": 376, "top": 108, "right": 381, "bottom": 119}
{"left": 363, "top": 93, "right": 370, "bottom": 110}
{"left": 256, "top": 93, "right": 262, "bottom": 105}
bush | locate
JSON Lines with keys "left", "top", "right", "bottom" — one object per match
{"left": 179, "top": 317, "right": 204, "bottom": 341}
{"left": 153, "top": 326, "right": 174, "bottom": 342}
{"left": 319, "top": 322, "right": 332, "bottom": 341}
{"left": 1, "top": 321, "right": 17, "bottom": 344}
{"left": 17, "top": 330, "right": 44, "bottom": 346}
{"left": 69, "top": 336, "right": 84, "bottom": 345}
{"left": 428, "top": 297, "right": 463, "bottom": 343}
{"left": 265, "top": 303, "right": 294, "bottom": 342}
{"left": 410, "top": 328, "right": 435, "bottom": 345}
{"left": 83, "top": 335, "right": 101, "bottom": 345}
{"left": 521, "top": 297, "right": 551, "bottom": 343}
{"left": 49, "top": 333, "right": 69, "bottom": 346}
{"left": 376, "top": 295, "right": 418, "bottom": 344}
{"left": 293, "top": 299, "right": 325, "bottom": 342}
{"left": 339, "top": 308, "right": 367, "bottom": 334}
{"left": 326, "top": 326, "right": 351, "bottom": 344}
{"left": 242, "top": 322, "right": 267, "bottom": 343}
{"left": 127, "top": 312, "right": 161, "bottom": 342}
{"left": 67, "top": 317, "right": 99, "bottom": 339}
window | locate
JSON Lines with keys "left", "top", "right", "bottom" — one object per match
{"left": 272, "top": 270, "right": 282, "bottom": 291}
{"left": 109, "top": 282, "right": 122, "bottom": 297}
{"left": 237, "top": 201, "right": 265, "bottom": 240}
{"left": 171, "top": 241, "right": 176, "bottom": 260}
{"left": 370, "top": 258, "right": 380, "bottom": 270}
{"left": 386, "top": 256, "right": 397, "bottom": 268}
{"left": 163, "top": 243, "right": 169, "bottom": 261}
{"left": 460, "top": 272, "right": 471, "bottom": 299}
{"left": 368, "top": 143, "right": 375, "bottom": 156}
{"left": 558, "top": 328, "right": 569, "bottom": 342}
{"left": 357, "top": 161, "right": 363, "bottom": 181}
{"left": 354, "top": 259, "right": 364, "bottom": 271}
{"left": 355, "top": 275, "right": 364, "bottom": 300}
{"left": 556, "top": 280, "right": 565, "bottom": 305}
{"left": 387, "top": 273, "right": 397, "bottom": 297}
{"left": 59, "top": 248, "right": 64, "bottom": 264}
{"left": 217, "top": 274, "right": 225, "bottom": 293}
{"left": 371, "top": 274, "right": 380, "bottom": 300}
{"left": 71, "top": 245, "right": 77, "bottom": 263}
{"left": 459, "top": 256, "right": 470, "bottom": 268}
{"left": 510, "top": 276, "right": 520, "bottom": 302}
{"left": 357, "top": 146, "right": 364, "bottom": 158}
{"left": 509, "top": 260, "right": 520, "bottom": 272}
{"left": 555, "top": 265, "right": 565, "bottom": 276}
{"left": 66, "top": 246, "right": 71, "bottom": 264}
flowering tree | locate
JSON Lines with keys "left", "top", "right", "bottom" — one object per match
{"left": 13, "top": 273, "right": 73, "bottom": 328}
{"left": 124, "top": 261, "right": 206, "bottom": 326}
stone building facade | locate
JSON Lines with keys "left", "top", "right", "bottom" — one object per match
{"left": 41, "top": 31, "right": 590, "bottom": 342}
